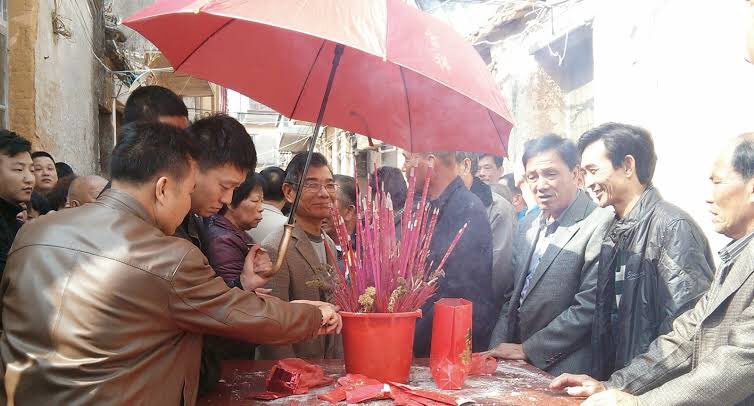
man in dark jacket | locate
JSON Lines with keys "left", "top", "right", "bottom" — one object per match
{"left": 578, "top": 122, "right": 715, "bottom": 379}
{"left": 0, "top": 130, "right": 35, "bottom": 276}
{"left": 403, "top": 151, "right": 495, "bottom": 357}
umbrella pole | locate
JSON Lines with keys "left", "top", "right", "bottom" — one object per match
{"left": 269, "top": 43, "right": 345, "bottom": 277}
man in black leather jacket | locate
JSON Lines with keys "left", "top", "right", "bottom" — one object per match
{"left": 578, "top": 122, "right": 715, "bottom": 379}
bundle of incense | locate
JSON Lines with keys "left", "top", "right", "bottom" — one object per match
{"left": 326, "top": 163, "right": 467, "bottom": 313}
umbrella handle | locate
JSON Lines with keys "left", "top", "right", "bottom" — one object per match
{"left": 264, "top": 223, "right": 294, "bottom": 277}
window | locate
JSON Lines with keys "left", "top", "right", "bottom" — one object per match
{"left": 0, "top": 0, "right": 7, "bottom": 128}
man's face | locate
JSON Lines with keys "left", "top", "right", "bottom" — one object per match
{"left": 228, "top": 186, "right": 265, "bottom": 231}
{"left": 524, "top": 149, "right": 580, "bottom": 218}
{"left": 156, "top": 162, "right": 197, "bottom": 235}
{"left": 33, "top": 156, "right": 58, "bottom": 194}
{"left": 402, "top": 152, "right": 431, "bottom": 189}
{"left": 191, "top": 164, "right": 246, "bottom": 217}
{"left": 477, "top": 156, "right": 503, "bottom": 184}
{"left": 707, "top": 143, "right": 754, "bottom": 239}
{"left": 581, "top": 140, "right": 630, "bottom": 208}
{"left": 158, "top": 115, "right": 190, "bottom": 130}
{"left": 0, "top": 152, "right": 35, "bottom": 204}
{"left": 284, "top": 165, "right": 335, "bottom": 221}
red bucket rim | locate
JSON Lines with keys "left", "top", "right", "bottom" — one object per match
{"left": 340, "top": 310, "right": 422, "bottom": 319}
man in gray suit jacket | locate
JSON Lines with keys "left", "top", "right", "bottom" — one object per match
{"left": 488, "top": 134, "right": 613, "bottom": 376}
{"left": 552, "top": 133, "right": 754, "bottom": 405}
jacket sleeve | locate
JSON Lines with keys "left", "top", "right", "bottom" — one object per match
{"left": 257, "top": 235, "right": 297, "bottom": 359}
{"left": 633, "top": 294, "right": 754, "bottom": 406}
{"left": 205, "top": 233, "right": 247, "bottom": 286}
{"left": 522, "top": 216, "right": 608, "bottom": 368}
{"left": 168, "top": 247, "right": 321, "bottom": 345}
{"left": 655, "top": 219, "right": 715, "bottom": 334}
{"left": 606, "top": 283, "right": 710, "bottom": 399}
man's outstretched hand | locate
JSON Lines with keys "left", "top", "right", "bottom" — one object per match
{"left": 550, "top": 373, "right": 607, "bottom": 397}
{"left": 240, "top": 245, "right": 273, "bottom": 291}
{"left": 291, "top": 300, "right": 343, "bottom": 335}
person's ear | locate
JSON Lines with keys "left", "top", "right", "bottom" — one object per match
{"left": 747, "top": 177, "right": 754, "bottom": 204}
{"left": 282, "top": 182, "right": 296, "bottom": 204}
{"left": 155, "top": 176, "right": 170, "bottom": 206}
{"left": 623, "top": 155, "right": 636, "bottom": 179}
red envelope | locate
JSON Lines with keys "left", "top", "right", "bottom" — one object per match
{"left": 469, "top": 353, "right": 497, "bottom": 375}
{"left": 429, "top": 298, "right": 473, "bottom": 389}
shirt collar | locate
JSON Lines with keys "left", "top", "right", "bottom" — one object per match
{"left": 719, "top": 230, "right": 754, "bottom": 266}
{"left": 262, "top": 203, "right": 284, "bottom": 215}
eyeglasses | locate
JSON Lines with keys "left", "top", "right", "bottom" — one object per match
{"left": 295, "top": 181, "right": 340, "bottom": 193}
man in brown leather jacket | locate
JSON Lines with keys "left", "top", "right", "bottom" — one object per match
{"left": 0, "top": 122, "right": 341, "bottom": 405}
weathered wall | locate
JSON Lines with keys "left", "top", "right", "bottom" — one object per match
{"left": 9, "top": 0, "right": 106, "bottom": 175}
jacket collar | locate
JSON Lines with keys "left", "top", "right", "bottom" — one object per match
{"left": 708, "top": 236, "right": 754, "bottom": 313}
{"left": 0, "top": 197, "right": 24, "bottom": 222}
{"left": 97, "top": 189, "right": 156, "bottom": 228}
{"left": 208, "top": 214, "right": 253, "bottom": 243}
{"left": 263, "top": 202, "right": 284, "bottom": 216}
{"left": 613, "top": 186, "right": 662, "bottom": 232}
{"left": 291, "top": 224, "right": 333, "bottom": 271}
{"left": 470, "top": 177, "right": 493, "bottom": 207}
{"left": 432, "top": 176, "right": 466, "bottom": 210}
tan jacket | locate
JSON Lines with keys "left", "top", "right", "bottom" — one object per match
{"left": 0, "top": 190, "right": 322, "bottom": 406}
{"left": 607, "top": 236, "right": 754, "bottom": 405}
{"left": 259, "top": 225, "right": 338, "bottom": 360}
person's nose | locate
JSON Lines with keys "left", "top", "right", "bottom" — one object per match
{"left": 221, "top": 189, "right": 233, "bottom": 205}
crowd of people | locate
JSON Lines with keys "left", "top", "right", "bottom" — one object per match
{"left": 0, "top": 81, "right": 751, "bottom": 404}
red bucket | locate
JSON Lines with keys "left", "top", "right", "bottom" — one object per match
{"left": 340, "top": 311, "right": 422, "bottom": 383}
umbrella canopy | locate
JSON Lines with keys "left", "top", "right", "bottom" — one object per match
{"left": 123, "top": 0, "right": 514, "bottom": 155}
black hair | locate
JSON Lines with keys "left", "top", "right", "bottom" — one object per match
{"left": 188, "top": 114, "right": 257, "bottom": 172}
{"left": 577, "top": 122, "right": 657, "bottom": 186}
{"left": 334, "top": 174, "right": 356, "bottom": 207}
{"left": 219, "top": 172, "right": 265, "bottom": 215}
{"left": 110, "top": 122, "right": 198, "bottom": 184}
{"left": 260, "top": 166, "right": 285, "bottom": 201}
{"left": 29, "top": 191, "right": 52, "bottom": 215}
{"left": 284, "top": 152, "right": 331, "bottom": 185}
{"left": 522, "top": 133, "right": 580, "bottom": 171}
{"left": 480, "top": 153, "right": 504, "bottom": 168}
{"left": 0, "top": 130, "right": 32, "bottom": 158}
{"left": 46, "top": 174, "right": 77, "bottom": 210}
{"left": 454, "top": 152, "right": 480, "bottom": 174}
{"left": 31, "top": 151, "right": 55, "bottom": 163}
{"left": 733, "top": 134, "right": 754, "bottom": 180}
{"left": 501, "top": 173, "right": 521, "bottom": 195}
{"left": 55, "top": 162, "right": 74, "bottom": 178}
{"left": 124, "top": 85, "right": 189, "bottom": 124}
{"left": 370, "top": 166, "right": 407, "bottom": 210}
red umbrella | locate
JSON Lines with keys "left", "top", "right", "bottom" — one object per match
{"left": 123, "top": 0, "right": 513, "bottom": 156}
{"left": 124, "top": 0, "right": 514, "bottom": 272}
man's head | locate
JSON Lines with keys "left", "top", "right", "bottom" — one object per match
{"left": 454, "top": 152, "right": 479, "bottom": 189}
{"left": 522, "top": 134, "right": 581, "bottom": 219}
{"left": 32, "top": 151, "right": 58, "bottom": 195}
{"left": 0, "top": 130, "right": 34, "bottom": 205}
{"left": 124, "top": 85, "right": 190, "bottom": 129}
{"left": 283, "top": 152, "right": 335, "bottom": 223}
{"left": 55, "top": 162, "right": 74, "bottom": 179}
{"left": 477, "top": 154, "right": 504, "bottom": 184}
{"left": 578, "top": 123, "right": 657, "bottom": 213}
{"left": 707, "top": 133, "right": 754, "bottom": 240}
{"left": 260, "top": 166, "right": 286, "bottom": 204}
{"left": 110, "top": 122, "right": 198, "bottom": 235}
{"left": 323, "top": 174, "right": 356, "bottom": 242}
{"left": 187, "top": 114, "right": 257, "bottom": 217}
{"left": 370, "top": 166, "right": 407, "bottom": 211}
{"left": 402, "top": 151, "right": 457, "bottom": 198}
{"left": 67, "top": 175, "right": 108, "bottom": 208}
{"left": 501, "top": 173, "right": 526, "bottom": 212}
{"left": 221, "top": 172, "right": 265, "bottom": 231}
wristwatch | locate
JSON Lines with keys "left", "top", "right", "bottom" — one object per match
{"left": 230, "top": 278, "right": 244, "bottom": 290}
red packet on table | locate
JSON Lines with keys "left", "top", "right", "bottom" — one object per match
{"left": 469, "top": 353, "right": 497, "bottom": 375}
{"left": 430, "top": 298, "right": 473, "bottom": 390}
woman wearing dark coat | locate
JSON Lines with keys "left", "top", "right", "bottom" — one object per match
{"left": 204, "top": 173, "right": 266, "bottom": 360}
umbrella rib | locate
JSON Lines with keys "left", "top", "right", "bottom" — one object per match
{"left": 290, "top": 40, "right": 327, "bottom": 118}
{"left": 175, "top": 19, "right": 235, "bottom": 72}
{"left": 398, "top": 67, "right": 414, "bottom": 153}
{"left": 486, "top": 108, "right": 506, "bottom": 157}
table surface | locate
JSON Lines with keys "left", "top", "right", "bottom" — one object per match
{"left": 197, "top": 359, "right": 581, "bottom": 405}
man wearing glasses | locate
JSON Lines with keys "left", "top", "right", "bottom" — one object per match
{"left": 259, "top": 152, "right": 341, "bottom": 360}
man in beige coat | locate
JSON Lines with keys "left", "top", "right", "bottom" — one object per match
{"left": 551, "top": 133, "right": 754, "bottom": 405}
{"left": 260, "top": 152, "right": 340, "bottom": 360}
{"left": 0, "top": 123, "right": 340, "bottom": 406}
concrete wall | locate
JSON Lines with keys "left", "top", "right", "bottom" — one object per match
{"left": 9, "top": 0, "right": 106, "bottom": 175}
{"left": 592, "top": 0, "right": 754, "bottom": 250}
